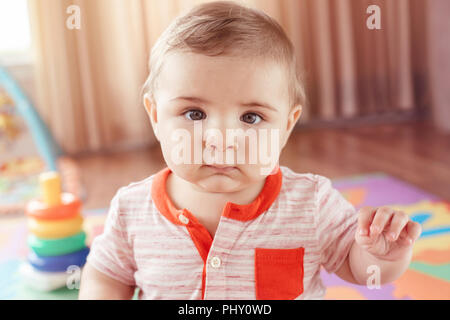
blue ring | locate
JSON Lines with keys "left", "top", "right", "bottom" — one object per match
{"left": 28, "top": 247, "right": 90, "bottom": 272}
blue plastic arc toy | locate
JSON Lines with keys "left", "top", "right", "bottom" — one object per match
{"left": 0, "top": 66, "right": 61, "bottom": 171}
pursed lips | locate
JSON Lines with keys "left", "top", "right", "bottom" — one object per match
{"left": 204, "top": 164, "right": 237, "bottom": 173}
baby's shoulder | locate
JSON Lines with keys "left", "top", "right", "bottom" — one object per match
{"left": 279, "top": 166, "right": 325, "bottom": 188}
{"left": 112, "top": 174, "right": 157, "bottom": 208}
{"left": 279, "top": 166, "right": 335, "bottom": 201}
{"left": 280, "top": 166, "right": 338, "bottom": 214}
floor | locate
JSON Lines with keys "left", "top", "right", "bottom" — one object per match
{"left": 73, "top": 119, "right": 450, "bottom": 210}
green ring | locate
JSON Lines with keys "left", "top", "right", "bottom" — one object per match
{"left": 28, "top": 231, "right": 87, "bottom": 256}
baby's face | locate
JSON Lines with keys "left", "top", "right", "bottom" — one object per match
{"left": 145, "top": 52, "right": 301, "bottom": 193}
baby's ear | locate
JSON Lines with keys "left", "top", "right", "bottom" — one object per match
{"left": 286, "top": 105, "right": 302, "bottom": 136}
{"left": 143, "top": 93, "right": 159, "bottom": 141}
{"left": 281, "top": 104, "right": 302, "bottom": 149}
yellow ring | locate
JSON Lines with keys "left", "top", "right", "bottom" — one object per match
{"left": 28, "top": 214, "right": 83, "bottom": 239}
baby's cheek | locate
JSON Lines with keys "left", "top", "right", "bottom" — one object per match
{"left": 254, "top": 129, "right": 281, "bottom": 160}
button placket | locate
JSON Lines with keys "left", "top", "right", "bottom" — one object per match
{"left": 204, "top": 220, "right": 233, "bottom": 299}
{"left": 178, "top": 213, "right": 189, "bottom": 225}
{"left": 210, "top": 256, "right": 221, "bottom": 268}
{"left": 204, "top": 252, "right": 227, "bottom": 300}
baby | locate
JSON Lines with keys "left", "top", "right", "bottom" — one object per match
{"left": 79, "top": 1, "right": 421, "bottom": 300}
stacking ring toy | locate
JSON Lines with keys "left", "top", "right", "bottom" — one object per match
{"left": 28, "top": 247, "right": 90, "bottom": 272}
{"left": 28, "top": 231, "right": 87, "bottom": 256}
{"left": 26, "top": 193, "right": 81, "bottom": 220}
{"left": 28, "top": 214, "right": 83, "bottom": 239}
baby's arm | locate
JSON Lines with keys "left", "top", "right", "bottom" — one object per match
{"left": 79, "top": 189, "right": 137, "bottom": 299}
{"left": 79, "top": 262, "right": 135, "bottom": 299}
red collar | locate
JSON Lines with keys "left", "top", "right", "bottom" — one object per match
{"left": 151, "top": 167, "right": 282, "bottom": 225}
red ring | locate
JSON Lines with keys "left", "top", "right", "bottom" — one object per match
{"left": 26, "top": 193, "right": 81, "bottom": 220}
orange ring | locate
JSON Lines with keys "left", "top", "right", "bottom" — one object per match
{"left": 26, "top": 193, "right": 81, "bottom": 220}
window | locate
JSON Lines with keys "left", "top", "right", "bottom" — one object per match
{"left": 0, "top": 0, "right": 32, "bottom": 65}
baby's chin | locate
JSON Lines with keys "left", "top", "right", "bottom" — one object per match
{"left": 170, "top": 164, "right": 266, "bottom": 193}
{"left": 195, "top": 174, "right": 243, "bottom": 193}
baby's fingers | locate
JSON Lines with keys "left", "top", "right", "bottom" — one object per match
{"left": 369, "top": 207, "right": 395, "bottom": 237}
{"left": 357, "top": 206, "right": 377, "bottom": 236}
{"left": 396, "top": 220, "right": 422, "bottom": 246}
{"left": 386, "top": 210, "right": 409, "bottom": 242}
{"left": 406, "top": 220, "right": 422, "bottom": 242}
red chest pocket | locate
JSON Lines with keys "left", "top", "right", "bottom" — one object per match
{"left": 254, "top": 247, "right": 305, "bottom": 300}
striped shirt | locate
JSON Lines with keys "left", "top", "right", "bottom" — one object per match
{"left": 87, "top": 166, "right": 358, "bottom": 300}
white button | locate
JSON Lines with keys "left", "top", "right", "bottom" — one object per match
{"left": 210, "top": 256, "right": 221, "bottom": 268}
{"left": 178, "top": 214, "right": 189, "bottom": 225}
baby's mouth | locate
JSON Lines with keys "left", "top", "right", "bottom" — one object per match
{"left": 203, "top": 164, "right": 238, "bottom": 173}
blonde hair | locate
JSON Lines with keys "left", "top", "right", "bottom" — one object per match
{"left": 142, "top": 0, "right": 305, "bottom": 108}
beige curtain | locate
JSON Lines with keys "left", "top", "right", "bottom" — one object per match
{"left": 28, "top": 0, "right": 433, "bottom": 154}
{"left": 427, "top": 0, "right": 450, "bottom": 132}
{"left": 28, "top": 0, "right": 152, "bottom": 154}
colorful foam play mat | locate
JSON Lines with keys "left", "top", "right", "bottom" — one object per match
{"left": 0, "top": 172, "right": 449, "bottom": 299}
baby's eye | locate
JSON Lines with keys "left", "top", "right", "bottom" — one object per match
{"left": 184, "top": 110, "right": 206, "bottom": 121}
{"left": 241, "top": 112, "right": 262, "bottom": 124}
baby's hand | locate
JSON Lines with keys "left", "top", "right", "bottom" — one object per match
{"left": 355, "top": 206, "right": 422, "bottom": 261}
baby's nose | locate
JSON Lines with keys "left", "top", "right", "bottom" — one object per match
{"left": 204, "top": 130, "right": 238, "bottom": 152}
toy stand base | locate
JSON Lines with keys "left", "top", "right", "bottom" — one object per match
{"left": 19, "top": 263, "right": 74, "bottom": 292}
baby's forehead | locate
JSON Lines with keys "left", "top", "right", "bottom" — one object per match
{"left": 162, "top": 51, "right": 286, "bottom": 73}
{"left": 156, "top": 52, "right": 290, "bottom": 104}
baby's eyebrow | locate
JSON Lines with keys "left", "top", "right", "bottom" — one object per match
{"left": 240, "top": 101, "right": 278, "bottom": 112}
{"left": 170, "top": 96, "right": 209, "bottom": 104}
{"left": 170, "top": 96, "right": 278, "bottom": 112}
